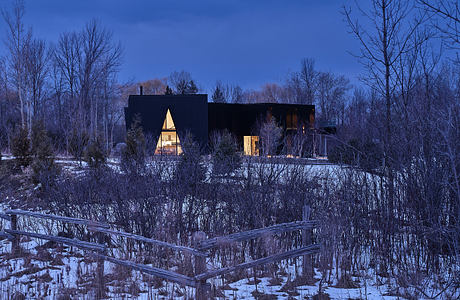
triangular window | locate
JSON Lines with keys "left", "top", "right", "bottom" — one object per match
{"left": 155, "top": 109, "right": 182, "bottom": 155}
{"left": 162, "top": 109, "right": 175, "bottom": 130}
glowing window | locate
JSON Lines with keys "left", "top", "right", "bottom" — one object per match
{"left": 155, "top": 109, "right": 182, "bottom": 155}
{"left": 286, "top": 110, "right": 298, "bottom": 130}
{"left": 243, "top": 136, "right": 259, "bottom": 156}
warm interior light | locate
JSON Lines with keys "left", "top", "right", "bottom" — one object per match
{"left": 155, "top": 109, "right": 182, "bottom": 155}
{"left": 286, "top": 110, "right": 298, "bottom": 130}
{"left": 243, "top": 136, "right": 259, "bottom": 156}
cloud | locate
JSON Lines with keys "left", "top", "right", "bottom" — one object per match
{"left": 11, "top": 0, "right": 363, "bottom": 89}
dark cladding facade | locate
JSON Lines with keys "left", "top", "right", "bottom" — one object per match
{"left": 124, "top": 94, "right": 315, "bottom": 155}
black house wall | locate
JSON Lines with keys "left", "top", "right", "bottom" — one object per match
{"left": 125, "top": 95, "right": 315, "bottom": 152}
{"left": 125, "top": 94, "right": 208, "bottom": 147}
{"left": 208, "top": 103, "right": 315, "bottom": 144}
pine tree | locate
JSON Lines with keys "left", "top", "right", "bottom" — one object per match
{"left": 11, "top": 126, "right": 31, "bottom": 167}
{"left": 212, "top": 131, "right": 241, "bottom": 176}
{"left": 121, "top": 117, "right": 146, "bottom": 174}
{"left": 186, "top": 80, "right": 198, "bottom": 94}
{"left": 84, "top": 137, "right": 106, "bottom": 168}
{"left": 212, "top": 86, "right": 225, "bottom": 103}
{"left": 30, "top": 120, "right": 57, "bottom": 184}
{"left": 165, "top": 85, "right": 174, "bottom": 95}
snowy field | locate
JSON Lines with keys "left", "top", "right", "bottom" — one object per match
{"left": 0, "top": 235, "right": 412, "bottom": 299}
{"left": 0, "top": 156, "right": 458, "bottom": 299}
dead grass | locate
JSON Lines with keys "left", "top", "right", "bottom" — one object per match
{"left": 333, "top": 275, "right": 359, "bottom": 289}
{"left": 251, "top": 289, "right": 278, "bottom": 299}
{"left": 312, "top": 292, "right": 332, "bottom": 300}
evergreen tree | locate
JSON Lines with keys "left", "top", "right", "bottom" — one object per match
{"left": 30, "top": 120, "right": 58, "bottom": 184}
{"left": 212, "top": 85, "right": 225, "bottom": 103}
{"left": 11, "top": 126, "right": 31, "bottom": 167}
{"left": 211, "top": 131, "right": 241, "bottom": 176}
{"left": 165, "top": 85, "right": 174, "bottom": 95}
{"left": 186, "top": 80, "right": 198, "bottom": 94}
{"left": 84, "top": 136, "right": 106, "bottom": 168}
{"left": 121, "top": 117, "right": 146, "bottom": 175}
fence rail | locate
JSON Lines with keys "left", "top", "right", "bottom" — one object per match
{"left": 0, "top": 212, "right": 11, "bottom": 221}
{"left": 93, "top": 253, "right": 197, "bottom": 287}
{"left": 5, "top": 229, "right": 105, "bottom": 252}
{"left": 5, "top": 209, "right": 109, "bottom": 228}
{"left": 198, "top": 220, "right": 317, "bottom": 250}
{"left": 196, "top": 244, "right": 320, "bottom": 281}
{"left": 88, "top": 226, "right": 208, "bottom": 257}
{"left": 1, "top": 205, "right": 319, "bottom": 300}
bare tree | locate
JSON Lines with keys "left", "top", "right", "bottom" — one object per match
{"left": 168, "top": 70, "right": 198, "bottom": 94}
{"left": 316, "top": 71, "right": 350, "bottom": 125}
{"left": 53, "top": 31, "right": 81, "bottom": 100}
{"left": 344, "top": 0, "right": 427, "bottom": 227}
{"left": 80, "top": 19, "right": 122, "bottom": 140}
{"left": 259, "top": 117, "right": 282, "bottom": 156}
{"left": 260, "top": 83, "right": 283, "bottom": 103}
{"left": 139, "top": 78, "right": 167, "bottom": 95}
{"left": 299, "top": 58, "right": 317, "bottom": 104}
{"left": 51, "top": 19, "right": 122, "bottom": 150}
{"left": 418, "top": 0, "right": 460, "bottom": 49}
{"left": 25, "top": 38, "right": 48, "bottom": 122}
{"left": 2, "top": 0, "right": 31, "bottom": 129}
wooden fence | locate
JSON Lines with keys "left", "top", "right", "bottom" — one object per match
{"left": 0, "top": 205, "right": 319, "bottom": 299}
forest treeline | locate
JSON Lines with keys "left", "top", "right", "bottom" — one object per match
{"left": 0, "top": 1, "right": 458, "bottom": 162}
{"left": 0, "top": 0, "right": 459, "bottom": 298}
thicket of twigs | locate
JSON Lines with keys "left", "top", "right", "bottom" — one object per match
{"left": 18, "top": 122, "right": 454, "bottom": 298}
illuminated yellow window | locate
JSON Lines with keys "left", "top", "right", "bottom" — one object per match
{"left": 155, "top": 109, "right": 183, "bottom": 155}
{"left": 243, "top": 136, "right": 259, "bottom": 156}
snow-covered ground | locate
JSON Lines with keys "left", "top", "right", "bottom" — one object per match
{"left": 0, "top": 234, "right": 413, "bottom": 299}
{"left": 0, "top": 156, "right": 458, "bottom": 299}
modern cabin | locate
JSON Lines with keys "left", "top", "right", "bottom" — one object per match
{"left": 124, "top": 94, "right": 315, "bottom": 156}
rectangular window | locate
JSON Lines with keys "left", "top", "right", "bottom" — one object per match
{"left": 286, "top": 110, "right": 298, "bottom": 129}
{"left": 244, "top": 136, "right": 259, "bottom": 156}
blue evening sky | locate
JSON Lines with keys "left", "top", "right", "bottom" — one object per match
{"left": 2, "top": 0, "right": 366, "bottom": 91}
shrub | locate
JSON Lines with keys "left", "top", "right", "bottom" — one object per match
{"left": 259, "top": 117, "right": 282, "bottom": 156}
{"left": 174, "top": 133, "right": 205, "bottom": 186}
{"left": 211, "top": 130, "right": 241, "bottom": 176}
{"left": 328, "top": 138, "right": 382, "bottom": 170}
{"left": 85, "top": 137, "right": 107, "bottom": 168}
{"left": 68, "top": 127, "right": 89, "bottom": 163}
{"left": 11, "top": 126, "right": 31, "bottom": 167}
{"left": 30, "top": 121, "right": 58, "bottom": 184}
{"left": 121, "top": 118, "right": 146, "bottom": 175}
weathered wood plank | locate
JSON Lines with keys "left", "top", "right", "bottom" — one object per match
{"left": 193, "top": 232, "right": 209, "bottom": 300}
{"left": 5, "top": 229, "right": 105, "bottom": 252}
{"left": 0, "top": 212, "right": 11, "bottom": 221}
{"left": 198, "top": 220, "right": 317, "bottom": 250}
{"left": 93, "top": 253, "right": 197, "bottom": 287}
{"left": 88, "top": 227, "right": 208, "bottom": 257}
{"left": 11, "top": 214, "right": 19, "bottom": 253}
{"left": 0, "top": 231, "right": 14, "bottom": 240}
{"left": 195, "top": 244, "right": 320, "bottom": 280}
{"left": 302, "top": 205, "right": 313, "bottom": 279}
{"left": 5, "top": 209, "right": 109, "bottom": 228}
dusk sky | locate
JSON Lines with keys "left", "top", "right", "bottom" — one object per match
{"left": 2, "top": 0, "right": 367, "bottom": 91}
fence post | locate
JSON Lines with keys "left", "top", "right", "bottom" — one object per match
{"left": 10, "top": 214, "right": 19, "bottom": 254}
{"left": 302, "top": 205, "right": 313, "bottom": 279}
{"left": 193, "top": 231, "right": 209, "bottom": 300}
{"left": 96, "top": 226, "right": 107, "bottom": 299}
